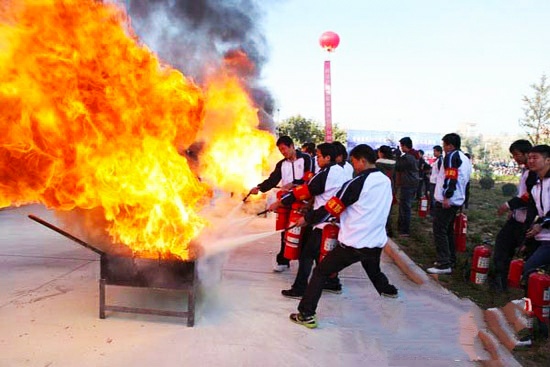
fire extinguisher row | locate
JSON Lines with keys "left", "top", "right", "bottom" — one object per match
{"left": 418, "top": 196, "right": 550, "bottom": 325}
{"left": 470, "top": 244, "right": 550, "bottom": 325}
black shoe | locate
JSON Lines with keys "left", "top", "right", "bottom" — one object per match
{"left": 281, "top": 288, "right": 303, "bottom": 299}
{"left": 380, "top": 285, "right": 398, "bottom": 298}
{"left": 322, "top": 283, "right": 342, "bottom": 294}
{"left": 289, "top": 312, "right": 317, "bottom": 329}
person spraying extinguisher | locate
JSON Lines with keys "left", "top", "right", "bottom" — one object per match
{"left": 267, "top": 143, "right": 348, "bottom": 299}
{"left": 248, "top": 136, "right": 314, "bottom": 272}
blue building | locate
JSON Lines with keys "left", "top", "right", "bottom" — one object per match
{"left": 347, "top": 129, "right": 443, "bottom": 156}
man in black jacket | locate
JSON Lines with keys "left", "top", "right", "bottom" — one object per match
{"left": 395, "top": 137, "right": 419, "bottom": 237}
{"left": 249, "top": 136, "right": 313, "bottom": 272}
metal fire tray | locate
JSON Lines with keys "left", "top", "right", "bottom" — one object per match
{"left": 99, "top": 254, "right": 196, "bottom": 326}
{"left": 28, "top": 214, "right": 197, "bottom": 326}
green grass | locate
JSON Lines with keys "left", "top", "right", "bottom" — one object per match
{"left": 392, "top": 180, "right": 549, "bottom": 366}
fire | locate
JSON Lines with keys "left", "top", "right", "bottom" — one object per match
{"left": 198, "top": 73, "right": 275, "bottom": 193}
{"left": 0, "top": 0, "right": 275, "bottom": 260}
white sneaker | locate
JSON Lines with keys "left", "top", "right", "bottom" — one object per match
{"left": 427, "top": 266, "right": 452, "bottom": 274}
{"left": 515, "top": 337, "right": 532, "bottom": 348}
{"left": 273, "top": 264, "right": 290, "bottom": 272}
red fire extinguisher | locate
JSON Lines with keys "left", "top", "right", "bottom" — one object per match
{"left": 527, "top": 271, "right": 550, "bottom": 323}
{"left": 319, "top": 223, "right": 339, "bottom": 262}
{"left": 418, "top": 195, "right": 429, "bottom": 218}
{"left": 454, "top": 212, "right": 467, "bottom": 253}
{"left": 275, "top": 190, "right": 290, "bottom": 231}
{"left": 523, "top": 297, "right": 536, "bottom": 335}
{"left": 284, "top": 202, "right": 305, "bottom": 260}
{"left": 507, "top": 258, "right": 525, "bottom": 289}
{"left": 470, "top": 244, "right": 491, "bottom": 284}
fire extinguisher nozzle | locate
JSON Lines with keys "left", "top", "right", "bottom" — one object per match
{"left": 243, "top": 192, "right": 252, "bottom": 202}
{"left": 257, "top": 209, "right": 269, "bottom": 216}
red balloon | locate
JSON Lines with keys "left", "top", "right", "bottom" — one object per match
{"left": 319, "top": 31, "right": 340, "bottom": 52}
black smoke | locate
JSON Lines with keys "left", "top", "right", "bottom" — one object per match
{"left": 127, "top": 0, "right": 274, "bottom": 129}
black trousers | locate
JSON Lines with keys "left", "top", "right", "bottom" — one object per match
{"left": 298, "top": 243, "right": 393, "bottom": 317}
{"left": 492, "top": 218, "right": 526, "bottom": 290}
{"left": 432, "top": 203, "right": 460, "bottom": 267}
{"left": 428, "top": 183, "right": 436, "bottom": 216}
{"left": 292, "top": 228, "right": 340, "bottom": 293}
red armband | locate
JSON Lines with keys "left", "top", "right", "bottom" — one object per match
{"left": 325, "top": 197, "right": 346, "bottom": 217}
{"left": 292, "top": 184, "right": 311, "bottom": 201}
{"left": 445, "top": 168, "right": 458, "bottom": 180}
{"left": 520, "top": 193, "right": 530, "bottom": 202}
{"left": 303, "top": 171, "right": 314, "bottom": 182}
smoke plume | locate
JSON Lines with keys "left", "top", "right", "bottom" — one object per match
{"left": 127, "top": 0, "right": 274, "bottom": 130}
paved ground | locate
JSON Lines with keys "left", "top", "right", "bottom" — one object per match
{"left": 0, "top": 205, "right": 521, "bottom": 366}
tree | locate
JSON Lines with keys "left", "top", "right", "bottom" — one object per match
{"left": 276, "top": 115, "right": 347, "bottom": 145}
{"left": 332, "top": 124, "right": 347, "bottom": 143}
{"left": 520, "top": 74, "right": 550, "bottom": 144}
{"left": 462, "top": 135, "right": 482, "bottom": 159}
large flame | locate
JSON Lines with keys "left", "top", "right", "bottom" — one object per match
{"left": 198, "top": 73, "right": 274, "bottom": 192}
{"left": 0, "top": 0, "right": 275, "bottom": 260}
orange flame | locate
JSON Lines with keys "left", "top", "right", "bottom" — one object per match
{"left": 0, "top": 0, "right": 275, "bottom": 260}
{"left": 198, "top": 73, "right": 275, "bottom": 193}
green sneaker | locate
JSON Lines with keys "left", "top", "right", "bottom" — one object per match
{"left": 289, "top": 313, "right": 317, "bottom": 329}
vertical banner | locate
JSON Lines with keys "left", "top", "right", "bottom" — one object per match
{"left": 324, "top": 60, "right": 333, "bottom": 143}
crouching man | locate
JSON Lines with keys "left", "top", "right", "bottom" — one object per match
{"left": 289, "top": 144, "right": 398, "bottom": 329}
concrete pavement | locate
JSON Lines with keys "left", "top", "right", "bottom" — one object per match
{"left": 0, "top": 205, "right": 521, "bottom": 366}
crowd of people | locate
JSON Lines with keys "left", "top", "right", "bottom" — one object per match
{"left": 247, "top": 134, "right": 550, "bottom": 331}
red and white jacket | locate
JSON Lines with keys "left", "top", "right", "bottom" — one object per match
{"left": 529, "top": 172, "right": 550, "bottom": 241}
{"left": 304, "top": 168, "right": 392, "bottom": 249}
{"left": 256, "top": 150, "right": 313, "bottom": 192}
{"left": 434, "top": 149, "right": 471, "bottom": 206}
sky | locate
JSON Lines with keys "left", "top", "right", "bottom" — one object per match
{"left": 260, "top": 0, "right": 550, "bottom": 137}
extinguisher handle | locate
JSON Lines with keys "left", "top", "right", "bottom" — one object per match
{"left": 256, "top": 209, "right": 270, "bottom": 216}
{"left": 284, "top": 224, "right": 297, "bottom": 232}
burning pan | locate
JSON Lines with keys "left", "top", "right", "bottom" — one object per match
{"left": 28, "top": 214, "right": 197, "bottom": 326}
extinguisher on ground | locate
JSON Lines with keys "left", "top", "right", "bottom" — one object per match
{"left": 418, "top": 195, "right": 429, "bottom": 218}
{"left": 319, "top": 223, "right": 339, "bottom": 262}
{"left": 470, "top": 243, "right": 491, "bottom": 284}
{"left": 523, "top": 297, "right": 536, "bottom": 336}
{"left": 508, "top": 258, "right": 525, "bottom": 289}
{"left": 283, "top": 201, "right": 306, "bottom": 260}
{"left": 454, "top": 212, "right": 467, "bottom": 253}
{"left": 527, "top": 270, "right": 550, "bottom": 323}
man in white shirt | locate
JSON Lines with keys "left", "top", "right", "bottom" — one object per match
{"left": 427, "top": 133, "right": 472, "bottom": 275}
{"left": 288, "top": 144, "right": 398, "bottom": 329}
